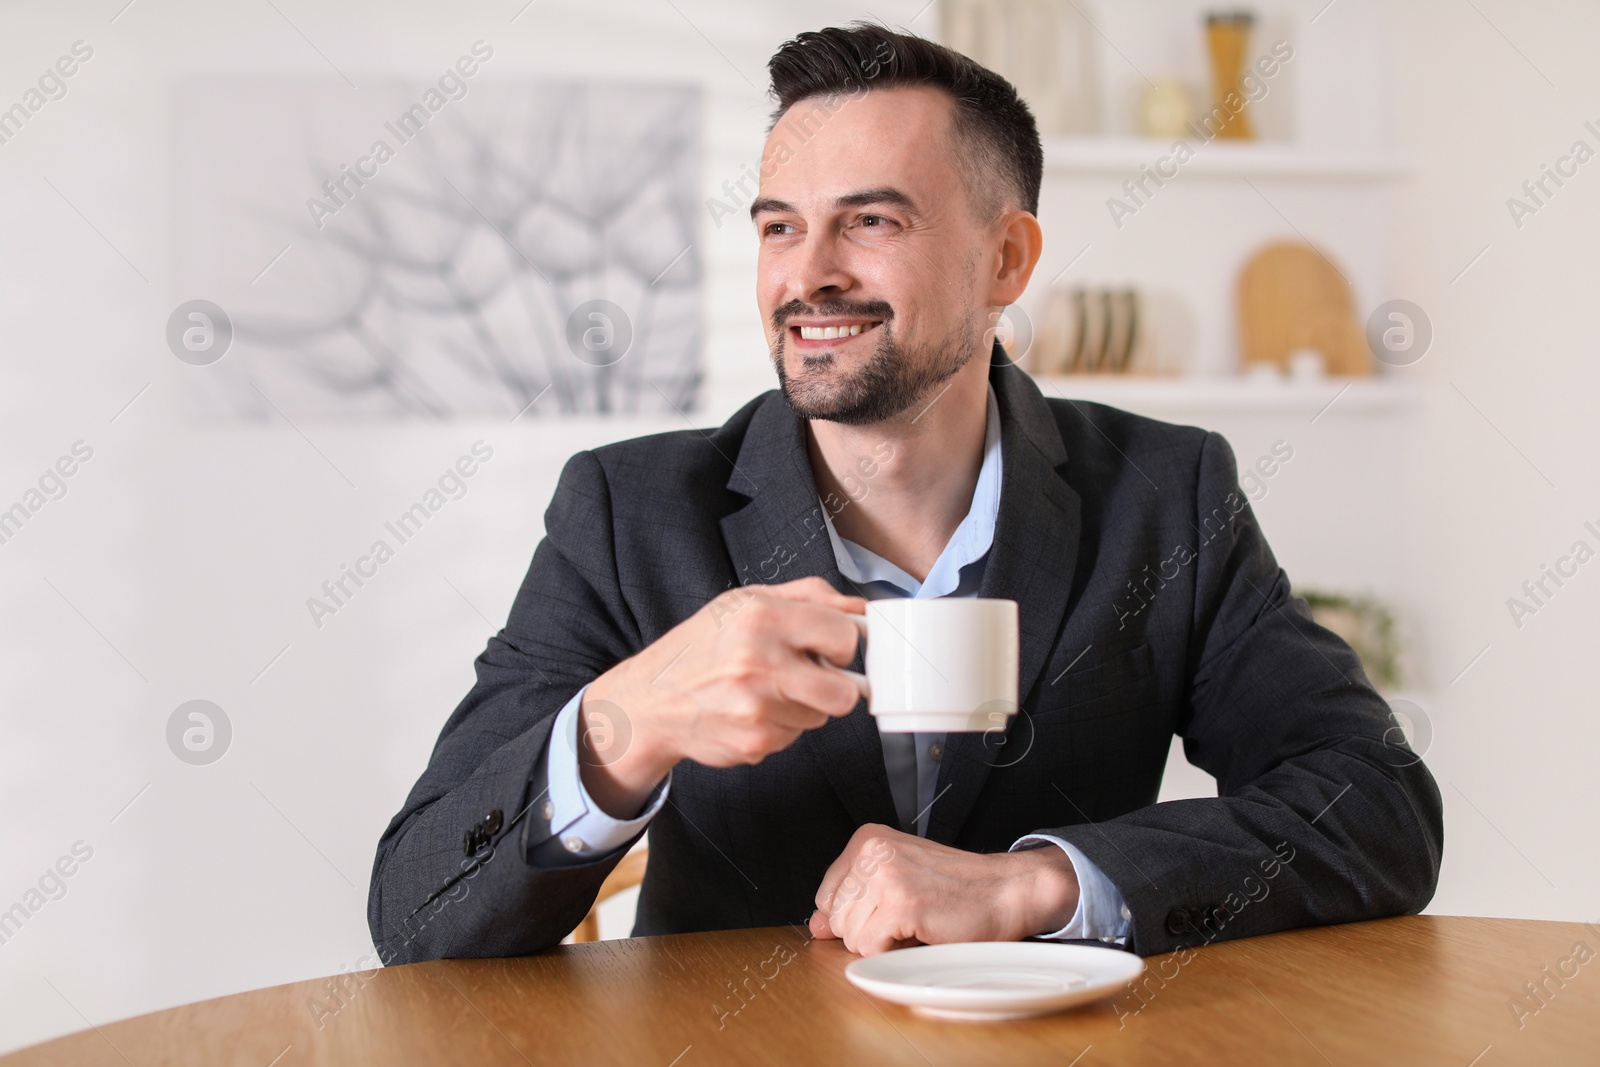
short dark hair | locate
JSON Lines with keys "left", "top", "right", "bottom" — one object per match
{"left": 764, "top": 21, "right": 1042, "bottom": 223}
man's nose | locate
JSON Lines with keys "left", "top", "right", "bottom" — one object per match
{"left": 786, "top": 231, "right": 854, "bottom": 303}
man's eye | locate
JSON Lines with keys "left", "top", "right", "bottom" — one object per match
{"left": 763, "top": 222, "right": 793, "bottom": 236}
{"left": 860, "top": 215, "right": 887, "bottom": 227}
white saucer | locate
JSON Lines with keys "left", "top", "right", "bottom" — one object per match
{"left": 844, "top": 941, "right": 1144, "bottom": 1021}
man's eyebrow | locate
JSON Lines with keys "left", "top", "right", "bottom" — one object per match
{"left": 748, "top": 196, "right": 792, "bottom": 221}
{"left": 837, "top": 187, "right": 919, "bottom": 214}
{"left": 748, "top": 187, "right": 920, "bottom": 222}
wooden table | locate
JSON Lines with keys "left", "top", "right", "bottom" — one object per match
{"left": 7, "top": 917, "right": 1597, "bottom": 1065}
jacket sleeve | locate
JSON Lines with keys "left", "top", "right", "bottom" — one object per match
{"left": 1042, "top": 431, "right": 1444, "bottom": 956}
{"left": 366, "top": 449, "right": 646, "bottom": 963}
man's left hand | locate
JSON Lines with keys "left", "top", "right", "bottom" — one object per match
{"left": 808, "top": 824, "right": 1080, "bottom": 955}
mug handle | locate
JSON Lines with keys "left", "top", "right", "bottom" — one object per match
{"left": 808, "top": 612, "right": 870, "bottom": 698}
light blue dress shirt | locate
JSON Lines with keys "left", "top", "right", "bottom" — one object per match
{"left": 536, "top": 383, "right": 1131, "bottom": 942}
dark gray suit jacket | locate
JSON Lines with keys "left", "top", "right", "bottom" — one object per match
{"left": 367, "top": 351, "right": 1443, "bottom": 964}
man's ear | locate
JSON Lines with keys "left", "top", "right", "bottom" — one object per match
{"left": 986, "top": 209, "right": 1043, "bottom": 307}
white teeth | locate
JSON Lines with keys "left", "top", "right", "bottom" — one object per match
{"left": 798, "top": 323, "right": 870, "bottom": 340}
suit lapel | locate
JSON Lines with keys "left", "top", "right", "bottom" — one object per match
{"left": 926, "top": 355, "right": 1082, "bottom": 844}
{"left": 718, "top": 394, "right": 901, "bottom": 832}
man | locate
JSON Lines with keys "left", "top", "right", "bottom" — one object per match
{"left": 367, "top": 23, "right": 1442, "bottom": 964}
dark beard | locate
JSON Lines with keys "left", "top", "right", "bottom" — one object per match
{"left": 774, "top": 318, "right": 978, "bottom": 426}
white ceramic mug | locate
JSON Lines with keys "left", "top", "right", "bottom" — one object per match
{"left": 840, "top": 598, "right": 1019, "bottom": 733}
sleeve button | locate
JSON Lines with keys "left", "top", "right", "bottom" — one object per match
{"left": 483, "top": 809, "right": 503, "bottom": 834}
{"left": 1165, "top": 908, "right": 1192, "bottom": 935}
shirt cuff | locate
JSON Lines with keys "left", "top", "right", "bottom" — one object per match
{"left": 538, "top": 683, "right": 670, "bottom": 866}
{"left": 1010, "top": 833, "right": 1132, "bottom": 943}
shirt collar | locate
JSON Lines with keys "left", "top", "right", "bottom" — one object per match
{"left": 821, "top": 382, "right": 1003, "bottom": 598}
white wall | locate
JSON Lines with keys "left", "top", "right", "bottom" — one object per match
{"left": 1384, "top": 0, "right": 1600, "bottom": 922}
{"left": 0, "top": 0, "right": 1595, "bottom": 1055}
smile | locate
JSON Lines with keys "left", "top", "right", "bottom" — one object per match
{"left": 789, "top": 321, "right": 883, "bottom": 343}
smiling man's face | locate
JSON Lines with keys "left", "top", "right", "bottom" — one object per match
{"left": 752, "top": 86, "right": 995, "bottom": 425}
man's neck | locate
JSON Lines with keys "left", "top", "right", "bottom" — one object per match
{"left": 805, "top": 355, "right": 992, "bottom": 584}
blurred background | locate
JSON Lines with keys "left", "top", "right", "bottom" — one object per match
{"left": 2, "top": 0, "right": 1597, "bottom": 1053}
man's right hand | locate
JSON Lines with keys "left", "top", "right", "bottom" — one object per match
{"left": 575, "top": 576, "right": 868, "bottom": 819}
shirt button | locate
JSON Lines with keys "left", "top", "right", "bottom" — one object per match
{"left": 562, "top": 835, "right": 586, "bottom": 853}
{"left": 1120, "top": 903, "right": 1132, "bottom": 921}
{"left": 1100, "top": 935, "right": 1118, "bottom": 943}
{"left": 540, "top": 799, "right": 554, "bottom": 822}
{"left": 928, "top": 742, "right": 944, "bottom": 761}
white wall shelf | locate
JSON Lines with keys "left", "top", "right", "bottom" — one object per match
{"left": 1042, "top": 136, "right": 1411, "bottom": 180}
{"left": 1029, "top": 374, "right": 1422, "bottom": 419}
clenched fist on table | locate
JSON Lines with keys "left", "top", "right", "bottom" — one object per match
{"left": 809, "top": 824, "right": 1080, "bottom": 955}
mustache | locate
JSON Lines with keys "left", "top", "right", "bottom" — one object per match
{"left": 773, "top": 299, "right": 894, "bottom": 330}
